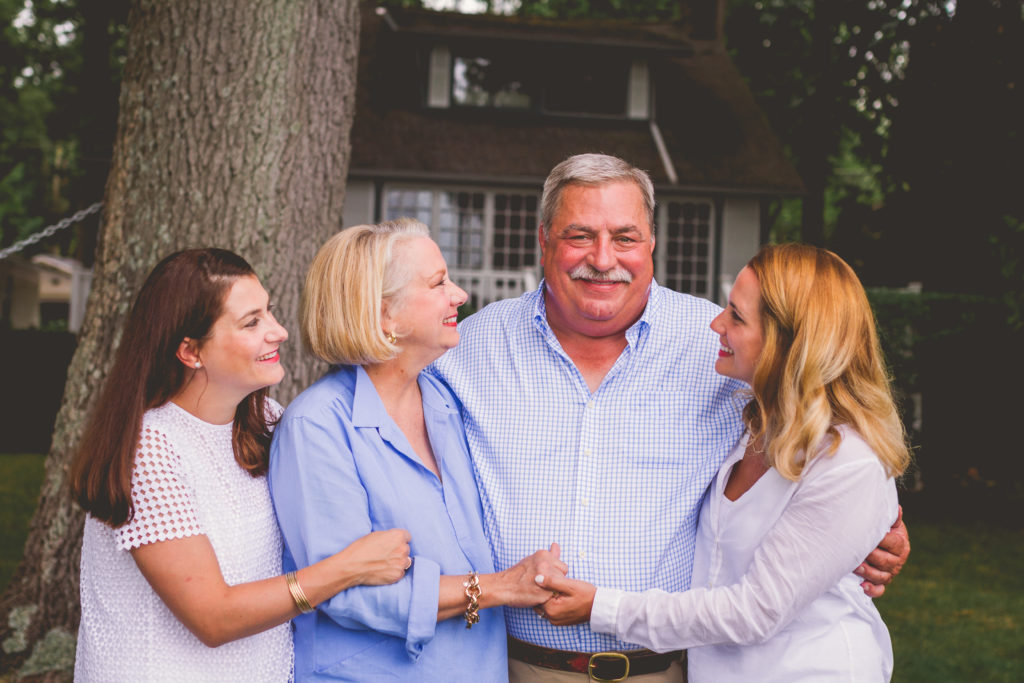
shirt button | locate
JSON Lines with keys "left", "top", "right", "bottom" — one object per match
{"left": 583, "top": 449, "right": 592, "bottom": 457}
{"left": 581, "top": 498, "right": 589, "bottom": 506}
{"left": 578, "top": 551, "right": 586, "bottom": 559}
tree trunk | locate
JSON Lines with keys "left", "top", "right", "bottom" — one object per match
{"left": 0, "top": 0, "right": 360, "bottom": 678}
{"left": 798, "top": 0, "right": 833, "bottom": 247}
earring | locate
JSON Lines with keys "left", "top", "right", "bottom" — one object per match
{"left": 194, "top": 361, "right": 202, "bottom": 369}
{"left": 385, "top": 330, "right": 398, "bottom": 345}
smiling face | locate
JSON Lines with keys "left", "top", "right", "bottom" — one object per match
{"left": 710, "top": 267, "right": 764, "bottom": 384}
{"left": 540, "top": 181, "right": 655, "bottom": 339}
{"left": 383, "top": 236, "right": 468, "bottom": 366}
{"left": 195, "top": 275, "right": 288, "bottom": 403}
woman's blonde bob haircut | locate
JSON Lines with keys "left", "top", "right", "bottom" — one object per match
{"left": 744, "top": 243, "right": 911, "bottom": 481}
{"left": 301, "top": 218, "right": 430, "bottom": 365}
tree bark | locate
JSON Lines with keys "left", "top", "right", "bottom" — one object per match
{"left": 0, "top": 0, "right": 360, "bottom": 678}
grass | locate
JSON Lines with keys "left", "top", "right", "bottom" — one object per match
{"left": 1, "top": 455, "right": 1021, "bottom": 681}
{"left": 877, "top": 520, "right": 1024, "bottom": 682}
{"left": 0, "top": 454, "right": 46, "bottom": 592}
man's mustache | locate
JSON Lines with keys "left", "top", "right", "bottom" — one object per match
{"left": 568, "top": 264, "right": 633, "bottom": 283}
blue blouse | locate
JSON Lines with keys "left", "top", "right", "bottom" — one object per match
{"left": 269, "top": 365, "right": 507, "bottom": 682}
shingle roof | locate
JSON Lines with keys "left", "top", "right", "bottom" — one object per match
{"left": 348, "top": 3, "right": 804, "bottom": 196}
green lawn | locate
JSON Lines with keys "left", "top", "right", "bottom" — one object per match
{"left": 1, "top": 455, "right": 1021, "bottom": 681}
{"left": 878, "top": 520, "right": 1024, "bottom": 682}
{"left": 0, "top": 454, "right": 46, "bottom": 591}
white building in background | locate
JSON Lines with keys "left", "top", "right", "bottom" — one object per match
{"left": 341, "top": 2, "right": 803, "bottom": 310}
{"left": 0, "top": 254, "right": 90, "bottom": 332}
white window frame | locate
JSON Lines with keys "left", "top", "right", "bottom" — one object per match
{"left": 382, "top": 184, "right": 542, "bottom": 309}
{"left": 655, "top": 197, "right": 717, "bottom": 300}
{"left": 428, "top": 46, "right": 452, "bottom": 109}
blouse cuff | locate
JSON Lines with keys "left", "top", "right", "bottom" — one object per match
{"left": 404, "top": 556, "right": 441, "bottom": 659}
{"left": 590, "top": 586, "right": 625, "bottom": 637}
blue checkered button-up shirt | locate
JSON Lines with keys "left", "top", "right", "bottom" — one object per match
{"left": 431, "top": 281, "right": 746, "bottom": 652}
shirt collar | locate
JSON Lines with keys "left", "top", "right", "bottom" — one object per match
{"left": 530, "top": 278, "right": 661, "bottom": 346}
{"left": 350, "top": 364, "right": 457, "bottom": 429}
{"left": 351, "top": 365, "right": 387, "bottom": 428}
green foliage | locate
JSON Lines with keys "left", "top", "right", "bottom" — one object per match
{"left": 867, "top": 288, "right": 992, "bottom": 391}
{"left": 878, "top": 522, "right": 1024, "bottom": 682}
{"left": 989, "top": 216, "right": 1024, "bottom": 332}
{"left": 0, "top": 0, "right": 126, "bottom": 253}
{"left": 867, "top": 287, "right": 1023, "bottom": 501}
{"left": 511, "top": 0, "right": 680, "bottom": 21}
{"left": 728, "top": 1, "right": 1024, "bottom": 301}
{"left": 0, "top": 453, "right": 46, "bottom": 591}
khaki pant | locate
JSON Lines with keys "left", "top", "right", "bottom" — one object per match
{"left": 508, "top": 654, "right": 686, "bottom": 682}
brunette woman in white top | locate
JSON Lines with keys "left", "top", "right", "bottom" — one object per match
{"left": 539, "top": 244, "right": 911, "bottom": 682}
{"left": 70, "top": 248, "right": 411, "bottom": 682}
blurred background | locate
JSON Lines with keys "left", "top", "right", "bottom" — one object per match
{"left": 1, "top": 1, "right": 1021, "bottom": 680}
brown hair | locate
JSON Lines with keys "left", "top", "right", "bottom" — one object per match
{"left": 743, "top": 244, "right": 910, "bottom": 480}
{"left": 70, "top": 248, "right": 277, "bottom": 527}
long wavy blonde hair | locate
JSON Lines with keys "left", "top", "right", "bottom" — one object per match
{"left": 743, "top": 244, "right": 910, "bottom": 480}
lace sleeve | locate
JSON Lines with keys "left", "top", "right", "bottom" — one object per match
{"left": 116, "top": 424, "right": 203, "bottom": 550}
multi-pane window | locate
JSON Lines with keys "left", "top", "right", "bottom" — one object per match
{"left": 491, "top": 194, "right": 538, "bottom": 270}
{"left": 437, "top": 192, "right": 486, "bottom": 269}
{"left": 384, "top": 190, "right": 486, "bottom": 270}
{"left": 384, "top": 189, "right": 715, "bottom": 303}
{"left": 431, "top": 46, "right": 647, "bottom": 119}
{"left": 383, "top": 189, "right": 433, "bottom": 226}
{"left": 660, "top": 200, "right": 713, "bottom": 296}
{"left": 383, "top": 187, "right": 541, "bottom": 307}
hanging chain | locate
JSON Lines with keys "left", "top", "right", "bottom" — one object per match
{"left": 0, "top": 202, "right": 102, "bottom": 262}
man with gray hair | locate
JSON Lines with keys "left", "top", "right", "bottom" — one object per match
{"left": 432, "top": 153, "right": 907, "bottom": 682}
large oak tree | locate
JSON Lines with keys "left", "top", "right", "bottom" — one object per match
{"left": 0, "top": 0, "right": 360, "bottom": 677}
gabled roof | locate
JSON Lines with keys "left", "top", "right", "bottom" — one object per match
{"left": 374, "top": 5, "right": 695, "bottom": 54}
{"left": 348, "top": 3, "right": 804, "bottom": 196}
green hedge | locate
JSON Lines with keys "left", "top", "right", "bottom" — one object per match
{"left": 868, "top": 289, "right": 1023, "bottom": 520}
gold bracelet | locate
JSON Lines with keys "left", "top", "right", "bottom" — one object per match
{"left": 463, "top": 572, "right": 482, "bottom": 629}
{"left": 286, "top": 571, "right": 314, "bottom": 614}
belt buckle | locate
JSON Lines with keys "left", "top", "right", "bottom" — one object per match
{"left": 588, "top": 651, "right": 630, "bottom": 682}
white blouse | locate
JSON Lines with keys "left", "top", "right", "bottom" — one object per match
{"left": 75, "top": 401, "right": 292, "bottom": 682}
{"left": 591, "top": 427, "right": 897, "bottom": 682}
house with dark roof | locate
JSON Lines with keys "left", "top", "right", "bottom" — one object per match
{"left": 342, "top": 2, "right": 803, "bottom": 308}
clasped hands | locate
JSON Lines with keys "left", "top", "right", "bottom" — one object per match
{"left": 521, "top": 541, "right": 595, "bottom": 626}
{"left": 526, "top": 507, "right": 912, "bottom": 627}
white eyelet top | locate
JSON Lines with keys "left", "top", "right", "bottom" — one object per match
{"left": 75, "top": 401, "right": 292, "bottom": 682}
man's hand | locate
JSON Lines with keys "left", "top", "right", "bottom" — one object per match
{"left": 855, "top": 506, "right": 910, "bottom": 597}
{"left": 495, "top": 543, "right": 569, "bottom": 608}
{"left": 533, "top": 573, "right": 597, "bottom": 626}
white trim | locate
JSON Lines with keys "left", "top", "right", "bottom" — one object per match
{"left": 382, "top": 183, "right": 542, "bottom": 308}
{"left": 655, "top": 197, "right": 716, "bottom": 299}
{"left": 428, "top": 45, "right": 452, "bottom": 109}
{"left": 627, "top": 59, "right": 650, "bottom": 119}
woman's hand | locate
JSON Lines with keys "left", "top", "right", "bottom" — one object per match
{"left": 533, "top": 573, "right": 597, "bottom": 626}
{"left": 493, "top": 542, "right": 569, "bottom": 608}
{"left": 340, "top": 528, "right": 412, "bottom": 586}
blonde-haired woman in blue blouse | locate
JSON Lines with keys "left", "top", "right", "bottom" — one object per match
{"left": 538, "top": 244, "right": 911, "bottom": 682}
{"left": 270, "top": 219, "right": 565, "bottom": 682}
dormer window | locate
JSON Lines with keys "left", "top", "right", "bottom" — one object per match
{"left": 542, "top": 53, "right": 630, "bottom": 117}
{"left": 427, "top": 45, "right": 649, "bottom": 119}
{"left": 452, "top": 55, "right": 532, "bottom": 109}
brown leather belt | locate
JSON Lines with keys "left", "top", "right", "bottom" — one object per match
{"left": 508, "top": 637, "right": 682, "bottom": 681}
